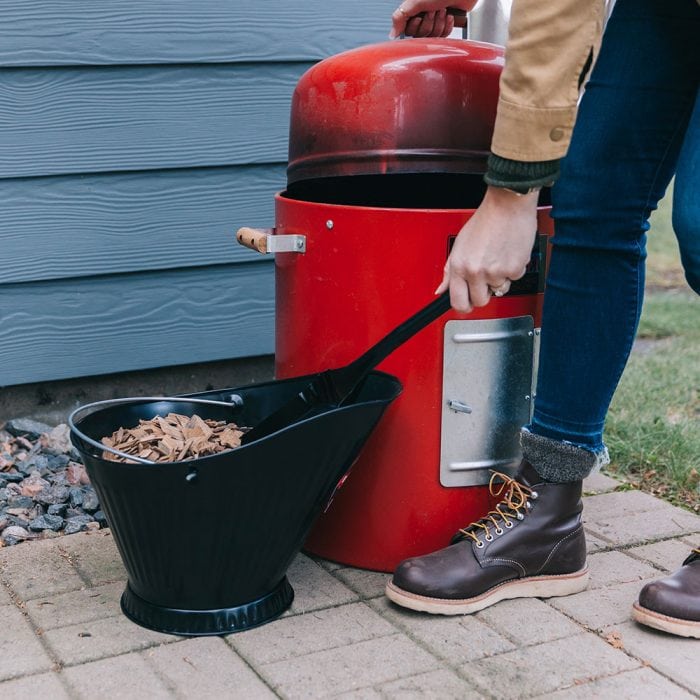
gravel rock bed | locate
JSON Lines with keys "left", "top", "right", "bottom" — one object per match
{"left": 0, "top": 418, "right": 107, "bottom": 547}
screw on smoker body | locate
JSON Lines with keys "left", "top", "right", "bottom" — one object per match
{"left": 326, "top": 220, "right": 334, "bottom": 230}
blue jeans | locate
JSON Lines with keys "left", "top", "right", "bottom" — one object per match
{"left": 527, "top": 0, "right": 700, "bottom": 465}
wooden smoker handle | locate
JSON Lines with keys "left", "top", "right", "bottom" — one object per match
{"left": 236, "top": 227, "right": 269, "bottom": 254}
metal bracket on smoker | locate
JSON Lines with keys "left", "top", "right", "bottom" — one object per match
{"left": 236, "top": 227, "right": 306, "bottom": 254}
{"left": 267, "top": 233, "right": 306, "bottom": 254}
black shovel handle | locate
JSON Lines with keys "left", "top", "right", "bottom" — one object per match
{"left": 332, "top": 291, "right": 451, "bottom": 399}
{"left": 241, "top": 292, "right": 451, "bottom": 444}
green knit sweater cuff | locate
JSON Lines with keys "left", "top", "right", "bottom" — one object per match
{"left": 484, "top": 154, "right": 561, "bottom": 191}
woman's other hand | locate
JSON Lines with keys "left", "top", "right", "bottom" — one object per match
{"left": 390, "top": 1, "right": 477, "bottom": 39}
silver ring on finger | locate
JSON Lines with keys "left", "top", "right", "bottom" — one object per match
{"left": 490, "top": 280, "right": 511, "bottom": 297}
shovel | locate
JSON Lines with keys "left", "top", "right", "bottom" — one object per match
{"left": 241, "top": 290, "right": 451, "bottom": 444}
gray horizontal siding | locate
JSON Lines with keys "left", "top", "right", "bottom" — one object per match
{"left": 0, "top": 0, "right": 397, "bottom": 66}
{"left": 0, "top": 164, "right": 284, "bottom": 284}
{"left": 0, "top": 4, "right": 399, "bottom": 385}
{"left": 0, "top": 63, "right": 308, "bottom": 178}
{"left": 0, "top": 263, "right": 274, "bottom": 386}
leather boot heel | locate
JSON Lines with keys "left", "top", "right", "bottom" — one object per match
{"left": 387, "top": 461, "right": 588, "bottom": 615}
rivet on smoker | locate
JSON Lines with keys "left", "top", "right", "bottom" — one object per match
{"left": 326, "top": 220, "right": 334, "bottom": 230}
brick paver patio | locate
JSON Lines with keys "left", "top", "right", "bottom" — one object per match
{"left": 1, "top": 473, "right": 698, "bottom": 699}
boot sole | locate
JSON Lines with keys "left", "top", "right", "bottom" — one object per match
{"left": 632, "top": 602, "right": 700, "bottom": 639}
{"left": 385, "top": 568, "right": 589, "bottom": 615}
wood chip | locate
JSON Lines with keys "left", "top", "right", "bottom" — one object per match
{"left": 102, "top": 413, "right": 249, "bottom": 463}
{"left": 219, "top": 428, "right": 244, "bottom": 449}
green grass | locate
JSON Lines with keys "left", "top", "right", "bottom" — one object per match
{"left": 645, "top": 198, "right": 688, "bottom": 291}
{"left": 602, "top": 188, "right": 700, "bottom": 512}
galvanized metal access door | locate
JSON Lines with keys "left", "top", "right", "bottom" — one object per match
{"left": 440, "top": 316, "right": 538, "bottom": 487}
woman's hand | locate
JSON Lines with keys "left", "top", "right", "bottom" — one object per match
{"left": 390, "top": 1, "right": 477, "bottom": 39}
{"left": 435, "top": 186, "right": 540, "bottom": 313}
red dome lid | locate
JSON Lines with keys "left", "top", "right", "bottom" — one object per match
{"left": 287, "top": 39, "right": 504, "bottom": 185}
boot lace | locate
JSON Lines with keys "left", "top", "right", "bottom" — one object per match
{"left": 457, "top": 471, "right": 538, "bottom": 548}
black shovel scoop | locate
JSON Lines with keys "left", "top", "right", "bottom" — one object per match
{"left": 242, "top": 291, "right": 451, "bottom": 444}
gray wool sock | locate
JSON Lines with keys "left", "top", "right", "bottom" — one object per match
{"left": 520, "top": 427, "right": 610, "bottom": 483}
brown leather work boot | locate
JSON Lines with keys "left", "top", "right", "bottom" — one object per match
{"left": 632, "top": 549, "right": 700, "bottom": 638}
{"left": 385, "top": 461, "right": 588, "bottom": 614}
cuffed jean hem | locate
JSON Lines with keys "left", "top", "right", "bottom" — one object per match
{"left": 521, "top": 427, "right": 610, "bottom": 483}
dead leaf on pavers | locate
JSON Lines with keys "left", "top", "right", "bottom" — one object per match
{"left": 604, "top": 630, "right": 625, "bottom": 649}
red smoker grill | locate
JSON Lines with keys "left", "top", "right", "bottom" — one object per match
{"left": 240, "top": 39, "right": 553, "bottom": 572}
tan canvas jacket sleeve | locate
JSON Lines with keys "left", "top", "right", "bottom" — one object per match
{"left": 491, "top": 0, "right": 607, "bottom": 162}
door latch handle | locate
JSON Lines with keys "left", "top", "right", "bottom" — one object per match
{"left": 447, "top": 400, "right": 473, "bottom": 414}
